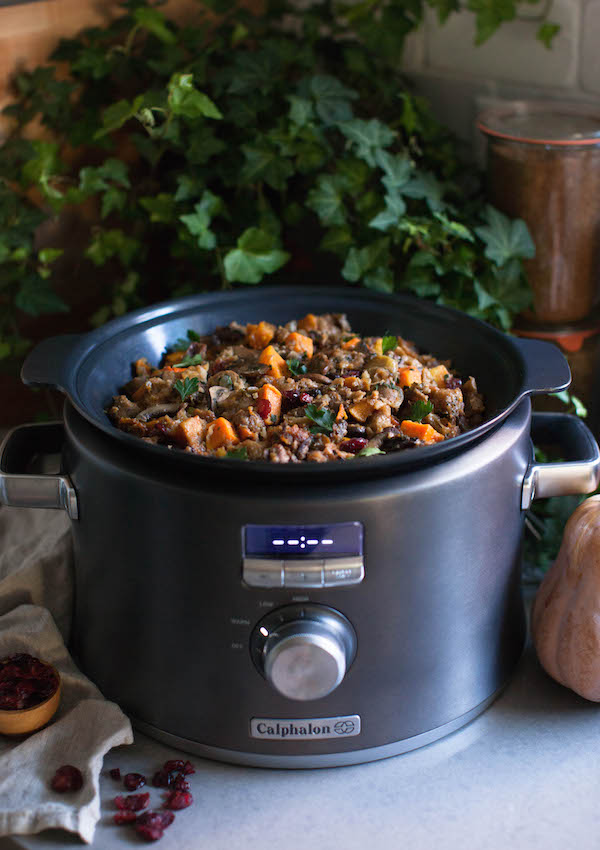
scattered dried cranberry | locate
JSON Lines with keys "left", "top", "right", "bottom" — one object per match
{"left": 0, "top": 653, "right": 59, "bottom": 710}
{"left": 339, "top": 438, "right": 368, "bottom": 454}
{"left": 123, "top": 772, "right": 146, "bottom": 791}
{"left": 446, "top": 376, "right": 462, "bottom": 389}
{"left": 50, "top": 765, "right": 83, "bottom": 793}
{"left": 152, "top": 769, "right": 173, "bottom": 788}
{"left": 113, "top": 811, "right": 137, "bottom": 826}
{"left": 182, "top": 761, "right": 195, "bottom": 775}
{"left": 164, "top": 790, "right": 193, "bottom": 810}
{"left": 173, "top": 774, "right": 190, "bottom": 791}
{"left": 115, "top": 792, "right": 150, "bottom": 812}
{"left": 163, "top": 760, "right": 185, "bottom": 773}
{"left": 109, "top": 768, "right": 121, "bottom": 781}
{"left": 256, "top": 398, "right": 272, "bottom": 420}
{"left": 343, "top": 370, "right": 361, "bottom": 377}
{"left": 281, "top": 390, "right": 312, "bottom": 413}
{"left": 136, "top": 811, "right": 175, "bottom": 842}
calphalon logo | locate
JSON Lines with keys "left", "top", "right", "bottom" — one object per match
{"left": 250, "top": 715, "right": 361, "bottom": 740}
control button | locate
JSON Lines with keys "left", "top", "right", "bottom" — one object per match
{"left": 323, "top": 557, "right": 364, "bottom": 586}
{"left": 243, "top": 558, "right": 284, "bottom": 588}
{"left": 283, "top": 560, "right": 324, "bottom": 588}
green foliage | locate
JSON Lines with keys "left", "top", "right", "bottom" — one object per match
{"left": 405, "top": 400, "right": 434, "bottom": 422}
{"left": 305, "top": 404, "right": 336, "bottom": 435}
{"left": 0, "top": 0, "right": 542, "bottom": 361}
{"left": 174, "top": 376, "right": 199, "bottom": 401}
{"left": 287, "top": 358, "right": 308, "bottom": 376}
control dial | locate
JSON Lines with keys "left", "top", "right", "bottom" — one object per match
{"left": 251, "top": 604, "right": 357, "bottom": 701}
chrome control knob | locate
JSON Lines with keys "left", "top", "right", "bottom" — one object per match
{"left": 251, "top": 605, "right": 357, "bottom": 701}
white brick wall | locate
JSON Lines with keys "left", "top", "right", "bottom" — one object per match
{"left": 402, "top": 0, "right": 600, "bottom": 142}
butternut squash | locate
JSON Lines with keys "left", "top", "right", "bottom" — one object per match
{"left": 206, "top": 417, "right": 239, "bottom": 450}
{"left": 398, "top": 368, "right": 421, "bottom": 388}
{"left": 400, "top": 420, "right": 444, "bottom": 443}
{"left": 297, "top": 313, "right": 318, "bottom": 331}
{"left": 257, "top": 384, "right": 282, "bottom": 423}
{"left": 246, "top": 321, "right": 275, "bottom": 350}
{"left": 531, "top": 495, "right": 600, "bottom": 701}
{"left": 285, "top": 332, "right": 313, "bottom": 359}
{"left": 259, "top": 345, "right": 288, "bottom": 378}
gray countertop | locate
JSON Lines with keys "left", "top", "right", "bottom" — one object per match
{"left": 2, "top": 640, "right": 599, "bottom": 850}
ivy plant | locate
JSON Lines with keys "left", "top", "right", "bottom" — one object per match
{"left": 0, "top": 0, "right": 544, "bottom": 362}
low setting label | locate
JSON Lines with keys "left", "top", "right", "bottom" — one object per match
{"left": 250, "top": 715, "right": 361, "bottom": 740}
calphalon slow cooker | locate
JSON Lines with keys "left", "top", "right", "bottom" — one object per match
{"left": 1, "top": 287, "right": 599, "bottom": 768}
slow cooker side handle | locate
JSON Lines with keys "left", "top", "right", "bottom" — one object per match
{"left": 512, "top": 336, "right": 571, "bottom": 396}
{"left": 0, "top": 423, "right": 78, "bottom": 520}
{"left": 21, "top": 334, "right": 83, "bottom": 392}
{"left": 522, "top": 412, "right": 600, "bottom": 509}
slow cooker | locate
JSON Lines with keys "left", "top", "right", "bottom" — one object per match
{"left": 1, "top": 287, "right": 599, "bottom": 768}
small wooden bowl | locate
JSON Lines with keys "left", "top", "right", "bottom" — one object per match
{"left": 0, "top": 668, "right": 61, "bottom": 736}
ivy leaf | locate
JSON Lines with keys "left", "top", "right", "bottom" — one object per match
{"left": 141, "top": 193, "right": 177, "bottom": 224}
{"left": 306, "top": 175, "right": 348, "bottom": 226}
{"left": 168, "top": 73, "right": 222, "bottom": 120}
{"left": 305, "top": 403, "right": 335, "bottom": 435}
{"left": 133, "top": 7, "right": 177, "bottom": 44}
{"left": 363, "top": 267, "right": 394, "bottom": 292}
{"left": 86, "top": 229, "right": 140, "bottom": 267}
{"left": 38, "top": 248, "right": 63, "bottom": 264}
{"left": 406, "top": 400, "right": 433, "bottom": 422}
{"left": 223, "top": 227, "right": 289, "bottom": 284}
{"left": 369, "top": 194, "right": 407, "bottom": 232}
{"left": 320, "top": 227, "right": 353, "bottom": 255}
{"left": 339, "top": 119, "right": 397, "bottom": 167}
{"left": 468, "top": 0, "right": 518, "bottom": 44}
{"left": 537, "top": 21, "right": 560, "bottom": 48}
{"left": 475, "top": 206, "right": 535, "bottom": 266}
{"left": 342, "top": 238, "right": 390, "bottom": 283}
{"left": 174, "top": 175, "right": 203, "bottom": 202}
{"left": 306, "top": 74, "right": 358, "bottom": 124}
{"left": 375, "top": 150, "right": 413, "bottom": 190}
{"left": 241, "top": 143, "right": 294, "bottom": 191}
{"left": 96, "top": 96, "right": 145, "bottom": 138}
{"left": 179, "top": 191, "right": 222, "bottom": 249}
{"left": 174, "top": 376, "right": 199, "bottom": 401}
{"left": 402, "top": 172, "right": 446, "bottom": 212}
{"left": 287, "top": 95, "right": 314, "bottom": 127}
{"left": 15, "top": 276, "right": 68, "bottom": 316}
{"left": 21, "top": 141, "right": 63, "bottom": 201}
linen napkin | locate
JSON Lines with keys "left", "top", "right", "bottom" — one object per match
{"left": 0, "top": 507, "right": 134, "bottom": 844}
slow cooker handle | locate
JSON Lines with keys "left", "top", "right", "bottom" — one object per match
{"left": 0, "top": 423, "right": 78, "bottom": 519}
{"left": 522, "top": 412, "right": 600, "bottom": 509}
{"left": 21, "top": 334, "right": 83, "bottom": 392}
{"left": 511, "top": 337, "right": 571, "bottom": 396}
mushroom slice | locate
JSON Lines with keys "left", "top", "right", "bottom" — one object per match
{"left": 135, "top": 403, "right": 181, "bottom": 421}
{"left": 208, "top": 385, "right": 233, "bottom": 411}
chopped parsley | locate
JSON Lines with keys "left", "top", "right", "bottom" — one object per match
{"left": 287, "top": 357, "right": 307, "bottom": 376}
{"left": 172, "top": 352, "right": 204, "bottom": 368}
{"left": 226, "top": 447, "right": 248, "bottom": 460}
{"left": 174, "top": 376, "right": 199, "bottom": 401}
{"left": 405, "top": 400, "right": 433, "bottom": 422}
{"left": 381, "top": 334, "right": 398, "bottom": 355}
{"left": 305, "top": 404, "right": 335, "bottom": 435}
{"left": 357, "top": 446, "right": 385, "bottom": 457}
{"left": 172, "top": 329, "right": 201, "bottom": 350}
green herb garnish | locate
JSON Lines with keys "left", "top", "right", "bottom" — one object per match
{"left": 357, "top": 446, "right": 385, "bottom": 457}
{"left": 381, "top": 335, "right": 398, "bottom": 355}
{"left": 406, "top": 400, "right": 433, "bottom": 422}
{"left": 173, "top": 329, "right": 201, "bottom": 350}
{"left": 305, "top": 404, "right": 335, "bottom": 435}
{"left": 174, "top": 376, "right": 199, "bottom": 401}
{"left": 226, "top": 446, "right": 248, "bottom": 460}
{"left": 172, "top": 352, "right": 204, "bottom": 368}
{"left": 287, "top": 358, "right": 308, "bottom": 377}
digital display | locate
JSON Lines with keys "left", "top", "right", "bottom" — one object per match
{"left": 244, "top": 523, "right": 363, "bottom": 559}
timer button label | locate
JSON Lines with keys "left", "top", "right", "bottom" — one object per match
{"left": 243, "top": 559, "right": 284, "bottom": 588}
{"left": 323, "top": 557, "right": 364, "bottom": 586}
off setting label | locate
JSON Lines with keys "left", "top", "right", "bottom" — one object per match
{"left": 250, "top": 715, "right": 361, "bottom": 740}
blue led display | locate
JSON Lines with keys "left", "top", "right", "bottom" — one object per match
{"left": 244, "top": 522, "right": 363, "bottom": 558}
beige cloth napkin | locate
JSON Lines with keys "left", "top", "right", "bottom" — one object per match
{"left": 0, "top": 507, "right": 134, "bottom": 844}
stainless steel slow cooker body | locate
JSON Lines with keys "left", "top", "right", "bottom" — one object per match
{"left": 2, "top": 287, "right": 599, "bottom": 768}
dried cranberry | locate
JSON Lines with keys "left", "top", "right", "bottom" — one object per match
{"left": 109, "top": 768, "right": 121, "bottom": 781}
{"left": 0, "top": 653, "right": 58, "bottom": 709}
{"left": 163, "top": 759, "right": 185, "bottom": 773}
{"left": 123, "top": 772, "right": 146, "bottom": 791}
{"left": 343, "top": 370, "right": 361, "bottom": 377}
{"left": 152, "top": 769, "right": 173, "bottom": 788}
{"left": 50, "top": 765, "right": 83, "bottom": 793}
{"left": 172, "top": 774, "right": 190, "bottom": 791}
{"left": 113, "top": 811, "right": 137, "bottom": 825}
{"left": 182, "top": 761, "right": 195, "bottom": 775}
{"left": 446, "top": 376, "right": 462, "bottom": 389}
{"left": 281, "top": 390, "right": 312, "bottom": 412}
{"left": 115, "top": 792, "right": 150, "bottom": 811}
{"left": 136, "top": 811, "right": 175, "bottom": 841}
{"left": 339, "top": 438, "right": 368, "bottom": 454}
{"left": 164, "top": 790, "right": 193, "bottom": 810}
{"left": 256, "top": 398, "right": 272, "bottom": 420}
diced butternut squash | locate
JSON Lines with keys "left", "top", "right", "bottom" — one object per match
{"left": 285, "top": 332, "right": 313, "bottom": 359}
{"left": 237, "top": 425, "right": 257, "bottom": 441}
{"left": 344, "top": 376, "right": 361, "bottom": 388}
{"left": 206, "top": 417, "right": 239, "bottom": 450}
{"left": 173, "top": 416, "right": 207, "bottom": 448}
{"left": 258, "top": 383, "right": 282, "bottom": 423}
{"left": 349, "top": 399, "right": 376, "bottom": 422}
{"left": 336, "top": 404, "right": 347, "bottom": 421}
{"left": 259, "top": 345, "right": 288, "bottom": 378}
{"left": 163, "top": 350, "right": 186, "bottom": 367}
{"left": 429, "top": 365, "right": 449, "bottom": 387}
{"left": 400, "top": 420, "right": 445, "bottom": 443}
{"left": 298, "top": 313, "right": 318, "bottom": 331}
{"left": 398, "top": 368, "right": 421, "bottom": 387}
{"left": 342, "top": 336, "right": 360, "bottom": 350}
{"left": 134, "top": 358, "right": 152, "bottom": 377}
{"left": 246, "top": 321, "right": 275, "bottom": 350}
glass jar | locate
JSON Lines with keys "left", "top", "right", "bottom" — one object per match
{"left": 478, "top": 101, "right": 600, "bottom": 324}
